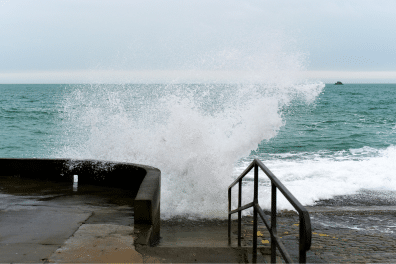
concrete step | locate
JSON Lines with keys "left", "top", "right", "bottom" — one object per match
{"left": 147, "top": 219, "right": 283, "bottom": 263}
{"left": 137, "top": 246, "right": 281, "bottom": 263}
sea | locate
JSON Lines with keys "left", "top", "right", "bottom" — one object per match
{"left": 1, "top": 83, "right": 396, "bottom": 219}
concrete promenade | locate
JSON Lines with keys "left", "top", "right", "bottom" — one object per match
{"left": 2, "top": 176, "right": 396, "bottom": 263}
{"left": 0, "top": 176, "right": 146, "bottom": 263}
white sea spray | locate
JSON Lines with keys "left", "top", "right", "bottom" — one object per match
{"left": 56, "top": 38, "right": 325, "bottom": 218}
{"left": 56, "top": 80, "right": 324, "bottom": 218}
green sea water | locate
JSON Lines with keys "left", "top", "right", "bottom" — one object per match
{"left": 0, "top": 84, "right": 65, "bottom": 158}
{"left": 256, "top": 83, "right": 396, "bottom": 158}
{"left": 1, "top": 83, "right": 396, "bottom": 216}
{"left": 1, "top": 83, "right": 395, "bottom": 158}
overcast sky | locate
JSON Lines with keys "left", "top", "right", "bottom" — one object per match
{"left": 1, "top": 0, "right": 396, "bottom": 83}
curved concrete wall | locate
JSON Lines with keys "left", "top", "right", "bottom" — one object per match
{"left": 0, "top": 158, "right": 161, "bottom": 245}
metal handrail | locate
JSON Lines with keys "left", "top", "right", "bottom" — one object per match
{"left": 228, "top": 158, "right": 312, "bottom": 263}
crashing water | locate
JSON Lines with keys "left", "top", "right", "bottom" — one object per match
{"left": 3, "top": 83, "right": 396, "bottom": 219}
{"left": 56, "top": 82, "right": 323, "bottom": 219}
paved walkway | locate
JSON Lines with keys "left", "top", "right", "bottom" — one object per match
{"left": 1, "top": 176, "right": 269, "bottom": 263}
{"left": 0, "top": 176, "right": 144, "bottom": 263}
{"left": 49, "top": 224, "right": 149, "bottom": 263}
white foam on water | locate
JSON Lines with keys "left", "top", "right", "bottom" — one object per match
{"left": 55, "top": 41, "right": 324, "bottom": 219}
{"left": 236, "top": 145, "right": 396, "bottom": 213}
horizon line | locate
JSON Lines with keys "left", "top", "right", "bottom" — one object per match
{"left": 1, "top": 70, "right": 396, "bottom": 83}
{"left": 1, "top": 81, "right": 396, "bottom": 84}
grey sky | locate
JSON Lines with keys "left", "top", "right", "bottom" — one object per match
{"left": 1, "top": 0, "right": 396, "bottom": 83}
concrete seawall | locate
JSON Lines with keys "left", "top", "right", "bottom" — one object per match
{"left": 0, "top": 158, "right": 161, "bottom": 246}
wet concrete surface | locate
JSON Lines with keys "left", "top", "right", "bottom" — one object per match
{"left": 1, "top": 176, "right": 270, "bottom": 263}
{"left": 0, "top": 207, "right": 91, "bottom": 263}
{"left": 48, "top": 224, "right": 144, "bottom": 263}
{"left": 240, "top": 207, "right": 396, "bottom": 263}
{"left": 2, "top": 175, "right": 396, "bottom": 263}
{"left": 158, "top": 218, "right": 237, "bottom": 248}
{"left": 137, "top": 219, "right": 279, "bottom": 263}
{"left": 0, "top": 176, "right": 135, "bottom": 263}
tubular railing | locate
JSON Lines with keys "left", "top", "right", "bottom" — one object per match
{"left": 228, "top": 158, "right": 311, "bottom": 263}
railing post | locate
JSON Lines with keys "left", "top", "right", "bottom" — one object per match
{"left": 271, "top": 183, "right": 277, "bottom": 263}
{"left": 299, "top": 211, "right": 311, "bottom": 263}
{"left": 253, "top": 161, "right": 258, "bottom": 258}
{"left": 299, "top": 213, "right": 306, "bottom": 263}
{"left": 238, "top": 179, "right": 242, "bottom": 247}
{"left": 228, "top": 188, "right": 231, "bottom": 245}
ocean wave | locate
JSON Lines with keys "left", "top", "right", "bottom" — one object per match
{"left": 55, "top": 81, "right": 323, "bottom": 219}
{"left": 234, "top": 145, "right": 396, "bottom": 212}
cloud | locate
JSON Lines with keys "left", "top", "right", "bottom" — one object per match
{"left": 1, "top": 0, "right": 396, "bottom": 77}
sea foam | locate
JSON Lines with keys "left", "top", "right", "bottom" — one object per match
{"left": 236, "top": 145, "right": 396, "bottom": 213}
{"left": 57, "top": 81, "right": 324, "bottom": 219}
{"left": 56, "top": 41, "right": 324, "bottom": 218}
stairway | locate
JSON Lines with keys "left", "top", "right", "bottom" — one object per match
{"left": 135, "top": 219, "right": 282, "bottom": 263}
